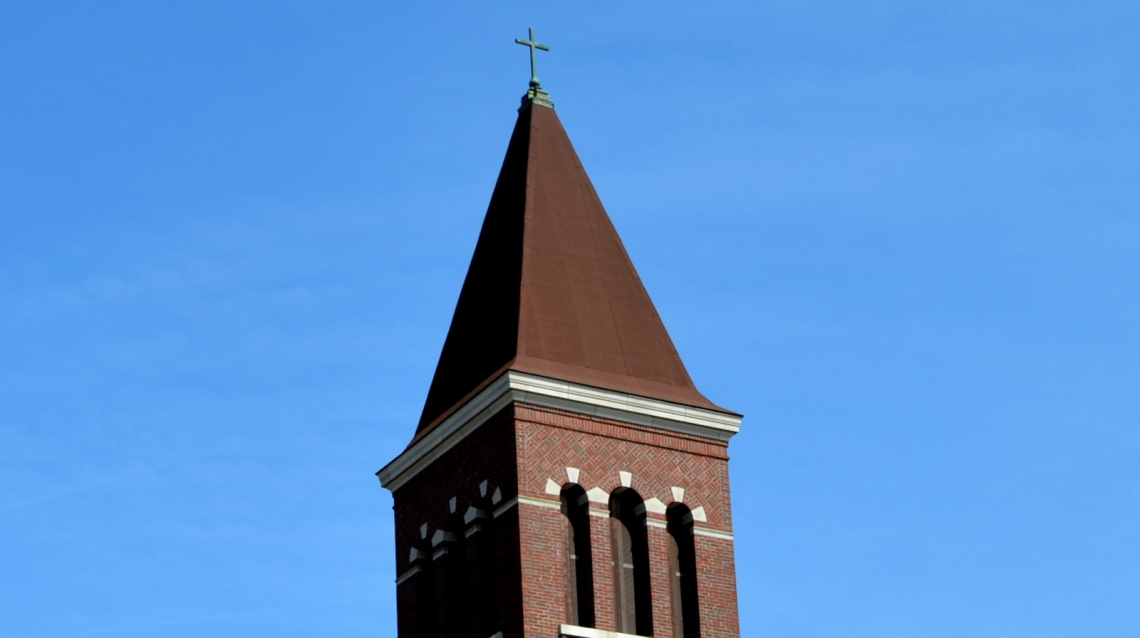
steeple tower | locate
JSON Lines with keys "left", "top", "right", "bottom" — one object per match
{"left": 379, "top": 38, "right": 742, "bottom": 638}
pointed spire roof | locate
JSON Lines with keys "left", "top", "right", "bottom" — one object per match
{"left": 414, "top": 100, "right": 729, "bottom": 438}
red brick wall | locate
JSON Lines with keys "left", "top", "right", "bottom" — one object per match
{"left": 389, "top": 402, "right": 740, "bottom": 638}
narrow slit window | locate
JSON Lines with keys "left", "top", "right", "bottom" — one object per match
{"left": 471, "top": 499, "right": 499, "bottom": 637}
{"left": 667, "top": 505, "right": 701, "bottom": 638}
{"left": 610, "top": 488, "right": 654, "bottom": 636}
{"left": 440, "top": 516, "right": 466, "bottom": 638}
{"left": 561, "top": 485, "right": 595, "bottom": 627}
{"left": 416, "top": 540, "right": 437, "bottom": 638}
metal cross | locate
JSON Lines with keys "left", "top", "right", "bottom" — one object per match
{"left": 515, "top": 27, "right": 550, "bottom": 89}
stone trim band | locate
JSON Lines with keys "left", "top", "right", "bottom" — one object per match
{"left": 517, "top": 493, "right": 734, "bottom": 540}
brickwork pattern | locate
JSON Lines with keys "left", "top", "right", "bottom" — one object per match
{"left": 514, "top": 403, "right": 739, "bottom": 638}
{"left": 513, "top": 404, "right": 733, "bottom": 530}
{"left": 388, "top": 401, "right": 740, "bottom": 638}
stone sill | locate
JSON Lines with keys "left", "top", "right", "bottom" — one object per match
{"left": 560, "top": 624, "right": 645, "bottom": 638}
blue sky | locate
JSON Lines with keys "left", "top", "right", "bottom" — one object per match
{"left": 1, "top": 2, "right": 1137, "bottom": 637}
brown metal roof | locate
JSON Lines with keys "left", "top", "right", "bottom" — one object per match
{"left": 414, "top": 102, "right": 730, "bottom": 440}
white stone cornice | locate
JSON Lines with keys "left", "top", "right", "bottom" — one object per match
{"left": 507, "top": 372, "right": 742, "bottom": 439}
{"left": 376, "top": 370, "right": 742, "bottom": 492}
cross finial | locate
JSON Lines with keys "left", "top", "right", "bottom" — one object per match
{"left": 515, "top": 27, "right": 550, "bottom": 90}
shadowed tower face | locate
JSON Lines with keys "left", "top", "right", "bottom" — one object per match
{"left": 379, "top": 38, "right": 743, "bottom": 638}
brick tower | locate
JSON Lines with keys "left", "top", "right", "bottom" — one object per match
{"left": 378, "top": 77, "right": 743, "bottom": 638}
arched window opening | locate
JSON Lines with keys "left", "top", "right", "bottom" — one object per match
{"left": 415, "top": 540, "right": 437, "bottom": 638}
{"left": 439, "top": 515, "right": 467, "bottom": 638}
{"left": 610, "top": 488, "right": 653, "bottom": 636}
{"left": 561, "top": 485, "right": 595, "bottom": 627}
{"left": 468, "top": 498, "right": 499, "bottom": 638}
{"left": 667, "top": 504, "right": 701, "bottom": 638}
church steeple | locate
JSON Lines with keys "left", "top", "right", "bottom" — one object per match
{"left": 380, "top": 43, "right": 742, "bottom": 638}
{"left": 415, "top": 87, "right": 728, "bottom": 438}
